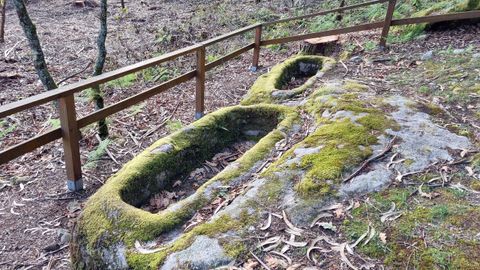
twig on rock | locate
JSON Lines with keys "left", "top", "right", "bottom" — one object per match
{"left": 343, "top": 136, "right": 397, "bottom": 183}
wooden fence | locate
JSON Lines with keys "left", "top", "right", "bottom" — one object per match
{"left": 1, "top": 0, "right": 479, "bottom": 191}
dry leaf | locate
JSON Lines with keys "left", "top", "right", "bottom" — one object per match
{"left": 243, "top": 259, "right": 258, "bottom": 270}
{"left": 418, "top": 183, "right": 440, "bottom": 200}
{"left": 265, "top": 255, "right": 287, "bottom": 268}
{"left": 282, "top": 210, "right": 304, "bottom": 233}
{"left": 270, "top": 251, "right": 292, "bottom": 265}
{"left": 134, "top": 240, "right": 166, "bottom": 254}
{"left": 460, "top": 149, "right": 470, "bottom": 158}
{"left": 310, "top": 212, "right": 333, "bottom": 228}
{"left": 363, "top": 226, "right": 376, "bottom": 246}
{"left": 353, "top": 201, "right": 361, "bottom": 209}
{"left": 332, "top": 243, "right": 358, "bottom": 270}
{"left": 282, "top": 239, "right": 308, "bottom": 247}
{"left": 287, "top": 263, "right": 303, "bottom": 270}
{"left": 380, "top": 202, "right": 403, "bottom": 223}
{"left": 465, "top": 166, "right": 474, "bottom": 176}
{"left": 334, "top": 207, "right": 345, "bottom": 218}
{"left": 316, "top": 222, "right": 337, "bottom": 232}
{"left": 350, "top": 225, "right": 369, "bottom": 248}
{"left": 257, "top": 236, "right": 281, "bottom": 249}
{"left": 260, "top": 213, "right": 272, "bottom": 231}
{"left": 379, "top": 232, "right": 387, "bottom": 244}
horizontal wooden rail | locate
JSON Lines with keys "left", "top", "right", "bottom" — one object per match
{"left": 0, "top": 45, "right": 201, "bottom": 118}
{"left": 201, "top": 24, "right": 260, "bottom": 47}
{"left": 261, "top": 21, "right": 384, "bottom": 45}
{"left": 206, "top": 43, "right": 255, "bottom": 71}
{"left": 263, "top": 0, "right": 388, "bottom": 26}
{"left": 261, "top": 9, "right": 480, "bottom": 46}
{"left": 391, "top": 10, "right": 480, "bottom": 26}
{"left": 0, "top": 128, "right": 62, "bottom": 164}
{"left": 0, "top": 25, "right": 262, "bottom": 119}
{"left": 77, "top": 71, "right": 196, "bottom": 128}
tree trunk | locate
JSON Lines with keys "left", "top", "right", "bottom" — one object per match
{"left": 300, "top": 35, "right": 339, "bottom": 56}
{"left": 336, "top": 0, "right": 346, "bottom": 21}
{"left": 13, "top": 0, "right": 57, "bottom": 90}
{"left": 0, "top": 0, "right": 6, "bottom": 43}
{"left": 120, "top": 0, "right": 124, "bottom": 9}
{"left": 92, "top": 0, "right": 108, "bottom": 139}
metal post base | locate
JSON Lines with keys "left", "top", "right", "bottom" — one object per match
{"left": 67, "top": 178, "right": 84, "bottom": 192}
{"left": 195, "top": 112, "right": 204, "bottom": 120}
{"left": 249, "top": 66, "right": 259, "bottom": 72}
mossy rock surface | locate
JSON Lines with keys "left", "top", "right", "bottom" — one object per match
{"left": 241, "top": 55, "right": 335, "bottom": 105}
{"left": 72, "top": 55, "right": 477, "bottom": 270}
{"left": 71, "top": 104, "right": 298, "bottom": 269}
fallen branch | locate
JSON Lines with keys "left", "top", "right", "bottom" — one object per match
{"left": 95, "top": 134, "right": 119, "bottom": 165}
{"left": 250, "top": 251, "right": 271, "bottom": 270}
{"left": 343, "top": 136, "right": 397, "bottom": 182}
{"left": 340, "top": 60, "right": 349, "bottom": 77}
{"left": 57, "top": 61, "right": 92, "bottom": 85}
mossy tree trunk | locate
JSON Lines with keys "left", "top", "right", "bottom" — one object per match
{"left": 0, "top": 0, "right": 6, "bottom": 43}
{"left": 13, "top": 0, "right": 57, "bottom": 90}
{"left": 92, "top": 0, "right": 108, "bottom": 139}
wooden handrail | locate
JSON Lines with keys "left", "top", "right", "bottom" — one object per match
{"left": 0, "top": 128, "right": 61, "bottom": 164}
{"left": 391, "top": 10, "right": 480, "bottom": 26}
{"left": 263, "top": 0, "right": 388, "bottom": 26}
{"left": 261, "top": 21, "right": 385, "bottom": 45}
{"left": 206, "top": 43, "right": 255, "bottom": 71}
{"left": 1, "top": 0, "right": 479, "bottom": 191}
{"left": 77, "top": 71, "right": 196, "bottom": 128}
{"left": 201, "top": 24, "right": 260, "bottom": 47}
{"left": 0, "top": 44, "right": 201, "bottom": 118}
{"left": 0, "top": 24, "right": 259, "bottom": 119}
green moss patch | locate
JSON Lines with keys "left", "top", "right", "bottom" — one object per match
{"left": 341, "top": 184, "right": 480, "bottom": 269}
{"left": 266, "top": 81, "right": 396, "bottom": 197}
{"left": 294, "top": 119, "right": 377, "bottom": 196}
{"left": 241, "top": 55, "right": 335, "bottom": 105}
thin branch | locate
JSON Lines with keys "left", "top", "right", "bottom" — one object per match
{"left": 57, "top": 61, "right": 93, "bottom": 85}
{"left": 343, "top": 136, "right": 397, "bottom": 182}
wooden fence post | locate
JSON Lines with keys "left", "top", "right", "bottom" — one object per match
{"left": 251, "top": 24, "right": 263, "bottom": 71}
{"left": 379, "top": 0, "right": 397, "bottom": 49}
{"left": 195, "top": 46, "right": 206, "bottom": 119}
{"left": 58, "top": 95, "right": 83, "bottom": 191}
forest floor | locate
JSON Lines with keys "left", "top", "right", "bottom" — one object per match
{"left": 0, "top": 0, "right": 479, "bottom": 269}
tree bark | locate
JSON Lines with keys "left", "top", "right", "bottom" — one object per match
{"left": 0, "top": 0, "right": 6, "bottom": 43}
{"left": 92, "top": 0, "right": 108, "bottom": 139}
{"left": 336, "top": 0, "right": 346, "bottom": 21}
{"left": 13, "top": 0, "right": 57, "bottom": 90}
